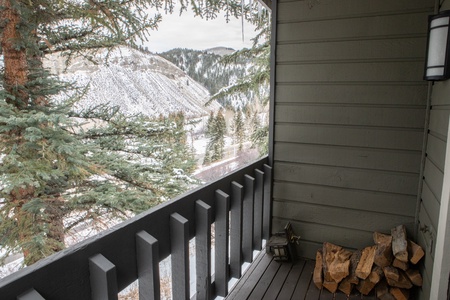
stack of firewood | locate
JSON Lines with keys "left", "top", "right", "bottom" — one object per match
{"left": 313, "top": 225, "right": 425, "bottom": 300}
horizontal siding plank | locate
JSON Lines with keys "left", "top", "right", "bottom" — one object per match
{"left": 276, "top": 84, "right": 427, "bottom": 106}
{"left": 426, "top": 134, "right": 446, "bottom": 170}
{"left": 431, "top": 82, "right": 450, "bottom": 106}
{"left": 273, "top": 182, "right": 416, "bottom": 217}
{"left": 276, "top": 61, "right": 425, "bottom": 83}
{"left": 276, "top": 104, "right": 425, "bottom": 128}
{"left": 428, "top": 109, "right": 450, "bottom": 140}
{"left": 272, "top": 219, "right": 374, "bottom": 255}
{"left": 274, "top": 162, "right": 420, "bottom": 195}
{"left": 277, "top": 0, "right": 433, "bottom": 22}
{"left": 277, "top": 37, "right": 426, "bottom": 63}
{"left": 423, "top": 158, "right": 443, "bottom": 204}
{"left": 277, "top": 12, "right": 429, "bottom": 43}
{"left": 421, "top": 183, "right": 440, "bottom": 230}
{"left": 275, "top": 124, "right": 424, "bottom": 151}
{"left": 293, "top": 239, "right": 324, "bottom": 260}
{"left": 275, "top": 143, "right": 421, "bottom": 173}
{"left": 272, "top": 201, "right": 414, "bottom": 234}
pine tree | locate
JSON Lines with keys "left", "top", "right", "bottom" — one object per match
{"left": 0, "top": 0, "right": 249, "bottom": 266}
{"left": 213, "top": 108, "right": 226, "bottom": 160}
{"left": 203, "top": 109, "right": 227, "bottom": 164}
{"left": 203, "top": 111, "right": 215, "bottom": 165}
{"left": 233, "top": 109, "right": 245, "bottom": 152}
{"left": 249, "top": 111, "right": 268, "bottom": 156}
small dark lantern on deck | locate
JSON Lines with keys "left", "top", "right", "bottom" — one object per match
{"left": 266, "top": 222, "right": 300, "bottom": 262}
{"left": 424, "top": 10, "right": 450, "bottom": 81}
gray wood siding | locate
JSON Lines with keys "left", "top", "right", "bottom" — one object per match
{"left": 417, "top": 1, "right": 450, "bottom": 298}
{"left": 272, "top": 0, "right": 433, "bottom": 272}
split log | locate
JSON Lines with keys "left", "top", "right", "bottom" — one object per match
{"left": 357, "top": 266, "right": 384, "bottom": 295}
{"left": 322, "top": 281, "right": 339, "bottom": 293}
{"left": 356, "top": 277, "right": 376, "bottom": 295}
{"left": 374, "top": 232, "right": 393, "bottom": 245}
{"left": 313, "top": 249, "right": 323, "bottom": 289}
{"left": 408, "top": 240, "right": 425, "bottom": 265}
{"left": 392, "top": 258, "right": 409, "bottom": 271}
{"left": 391, "top": 225, "right": 408, "bottom": 263}
{"left": 386, "top": 270, "right": 413, "bottom": 289}
{"left": 405, "top": 269, "right": 423, "bottom": 286}
{"left": 376, "top": 280, "right": 396, "bottom": 300}
{"left": 322, "top": 242, "right": 342, "bottom": 282}
{"left": 368, "top": 266, "right": 384, "bottom": 284}
{"left": 390, "top": 287, "right": 410, "bottom": 300}
{"left": 355, "top": 246, "right": 376, "bottom": 279}
{"left": 322, "top": 242, "right": 341, "bottom": 293}
{"left": 374, "top": 232, "right": 393, "bottom": 268}
{"left": 329, "top": 248, "right": 352, "bottom": 282}
{"left": 338, "top": 278, "right": 353, "bottom": 295}
{"left": 347, "top": 250, "right": 361, "bottom": 284}
{"left": 383, "top": 266, "right": 400, "bottom": 282}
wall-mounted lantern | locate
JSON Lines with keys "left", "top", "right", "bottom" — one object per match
{"left": 266, "top": 222, "right": 300, "bottom": 262}
{"left": 424, "top": 10, "right": 450, "bottom": 81}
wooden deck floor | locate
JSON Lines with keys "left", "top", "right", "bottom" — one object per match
{"left": 225, "top": 251, "right": 377, "bottom": 300}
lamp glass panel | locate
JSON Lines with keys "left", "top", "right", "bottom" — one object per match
{"left": 431, "top": 16, "right": 450, "bottom": 28}
{"left": 427, "top": 26, "right": 449, "bottom": 68}
{"left": 274, "top": 248, "right": 280, "bottom": 256}
{"left": 426, "top": 67, "right": 445, "bottom": 77}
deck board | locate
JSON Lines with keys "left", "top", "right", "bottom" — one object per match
{"left": 262, "top": 262, "right": 292, "bottom": 299}
{"left": 277, "top": 260, "right": 306, "bottom": 299}
{"left": 225, "top": 251, "right": 376, "bottom": 300}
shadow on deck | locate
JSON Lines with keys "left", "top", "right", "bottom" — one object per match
{"left": 226, "top": 251, "right": 377, "bottom": 300}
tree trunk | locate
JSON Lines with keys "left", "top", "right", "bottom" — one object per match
{"left": 0, "top": 0, "right": 29, "bottom": 107}
{"left": 1, "top": 1, "right": 64, "bottom": 265}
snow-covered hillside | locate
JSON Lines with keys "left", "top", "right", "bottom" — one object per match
{"left": 45, "top": 46, "right": 222, "bottom": 117}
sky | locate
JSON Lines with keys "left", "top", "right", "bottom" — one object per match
{"left": 142, "top": 8, "right": 258, "bottom": 53}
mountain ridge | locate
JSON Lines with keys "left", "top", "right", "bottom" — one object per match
{"left": 45, "top": 46, "right": 222, "bottom": 118}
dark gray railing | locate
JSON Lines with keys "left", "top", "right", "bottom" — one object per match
{"left": 0, "top": 157, "right": 272, "bottom": 300}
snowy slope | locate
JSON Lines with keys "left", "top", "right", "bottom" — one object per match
{"left": 45, "top": 46, "right": 222, "bottom": 117}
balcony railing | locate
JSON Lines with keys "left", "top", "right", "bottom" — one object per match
{"left": 0, "top": 157, "right": 272, "bottom": 300}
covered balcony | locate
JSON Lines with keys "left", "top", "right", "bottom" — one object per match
{"left": 2, "top": 0, "right": 450, "bottom": 299}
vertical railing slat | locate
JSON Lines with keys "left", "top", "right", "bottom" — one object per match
{"left": 89, "top": 254, "right": 118, "bottom": 300}
{"left": 17, "top": 289, "right": 45, "bottom": 300}
{"left": 136, "top": 231, "right": 160, "bottom": 300}
{"left": 263, "top": 164, "right": 273, "bottom": 241}
{"left": 170, "top": 213, "right": 190, "bottom": 300}
{"left": 215, "top": 190, "right": 230, "bottom": 297}
{"left": 242, "top": 174, "right": 255, "bottom": 263}
{"left": 253, "top": 169, "right": 264, "bottom": 251}
{"left": 195, "top": 200, "right": 212, "bottom": 300}
{"left": 230, "top": 181, "right": 244, "bottom": 278}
